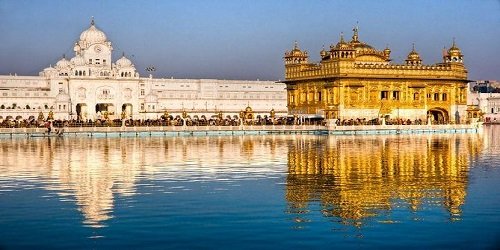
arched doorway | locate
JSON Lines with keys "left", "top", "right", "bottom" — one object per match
{"left": 122, "top": 103, "right": 133, "bottom": 118}
{"left": 427, "top": 108, "right": 449, "bottom": 124}
{"left": 76, "top": 103, "right": 88, "bottom": 120}
{"left": 96, "top": 103, "right": 115, "bottom": 119}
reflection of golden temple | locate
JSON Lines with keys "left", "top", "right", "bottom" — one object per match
{"left": 286, "top": 134, "right": 483, "bottom": 226}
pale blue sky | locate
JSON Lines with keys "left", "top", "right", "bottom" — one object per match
{"left": 0, "top": 0, "right": 499, "bottom": 80}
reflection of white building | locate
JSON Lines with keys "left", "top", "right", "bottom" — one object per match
{"left": 0, "top": 18, "right": 287, "bottom": 120}
{"left": 468, "top": 80, "right": 500, "bottom": 122}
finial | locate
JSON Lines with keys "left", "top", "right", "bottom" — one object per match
{"left": 352, "top": 22, "right": 359, "bottom": 41}
{"left": 122, "top": 52, "right": 125, "bottom": 57}
{"left": 91, "top": 16, "right": 95, "bottom": 26}
{"left": 452, "top": 37, "right": 456, "bottom": 47}
{"left": 385, "top": 44, "right": 389, "bottom": 49}
{"left": 294, "top": 40, "right": 298, "bottom": 49}
{"left": 62, "top": 54, "right": 66, "bottom": 59}
{"left": 412, "top": 43, "right": 416, "bottom": 52}
{"left": 340, "top": 32, "right": 345, "bottom": 42}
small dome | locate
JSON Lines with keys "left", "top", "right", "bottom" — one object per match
{"left": 245, "top": 106, "right": 252, "bottom": 112}
{"left": 335, "top": 33, "right": 351, "bottom": 50}
{"left": 79, "top": 18, "right": 107, "bottom": 45}
{"left": 384, "top": 46, "right": 391, "bottom": 54}
{"left": 55, "top": 92, "right": 71, "bottom": 102}
{"left": 290, "top": 41, "right": 304, "bottom": 56}
{"left": 70, "top": 55, "right": 85, "bottom": 66}
{"left": 407, "top": 51, "right": 420, "bottom": 61}
{"left": 43, "top": 65, "right": 57, "bottom": 72}
{"left": 116, "top": 54, "right": 133, "bottom": 67}
{"left": 56, "top": 56, "right": 71, "bottom": 69}
{"left": 448, "top": 40, "right": 462, "bottom": 57}
{"left": 407, "top": 44, "right": 421, "bottom": 61}
{"left": 320, "top": 47, "right": 327, "bottom": 57}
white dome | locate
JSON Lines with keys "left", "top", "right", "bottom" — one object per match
{"left": 70, "top": 55, "right": 85, "bottom": 66}
{"left": 116, "top": 55, "right": 133, "bottom": 67}
{"left": 43, "top": 65, "right": 57, "bottom": 72}
{"left": 79, "top": 19, "right": 107, "bottom": 45}
{"left": 55, "top": 92, "right": 71, "bottom": 102}
{"left": 56, "top": 57, "right": 71, "bottom": 69}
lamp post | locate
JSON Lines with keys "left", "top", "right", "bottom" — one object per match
{"left": 145, "top": 65, "right": 156, "bottom": 119}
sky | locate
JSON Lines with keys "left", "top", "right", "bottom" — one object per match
{"left": 0, "top": 0, "right": 499, "bottom": 81}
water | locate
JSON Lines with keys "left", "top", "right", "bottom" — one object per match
{"left": 1, "top": 127, "right": 500, "bottom": 249}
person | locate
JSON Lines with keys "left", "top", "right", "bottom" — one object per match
{"left": 45, "top": 121, "right": 52, "bottom": 135}
{"left": 56, "top": 125, "right": 64, "bottom": 136}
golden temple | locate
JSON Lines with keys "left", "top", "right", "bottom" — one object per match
{"left": 283, "top": 26, "right": 469, "bottom": 124}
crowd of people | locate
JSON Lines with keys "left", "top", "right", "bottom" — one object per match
{"left": 0, "top": 115, "right": 448, "bottom": 129}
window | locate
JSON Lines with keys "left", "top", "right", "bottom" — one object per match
{"left": 381, "top": 91, "right": 388, "bottom": 100}
{"left": 434, "top": 93, "right": 439, "bottom": 101}
{"left": 413, "top": 92, "right": 419, "bottom": 100}
{"left": 318, "top": 91, "right": 322, "bottom": 101}
{"left": 392, "top": 91, "right": 400, "bottom": 100}
{"left": 442, "top": 93, "right": 447, "bottom": 101}
{"left": 140, "top": 89, "right": 145, "bottom": 96}
{"left": 89, "top": 59, "right": 92, "bottom": 64}
{"left": 59, "top": 82, "right": 63, "bottom": 85}
{"left": 140, "top": 103, "right": 144, "bottom": 110}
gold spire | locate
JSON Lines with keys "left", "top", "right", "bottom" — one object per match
{"left": 91, "top": 16, "right": 95, "bottom": 26}
{"left": 352, "top": 22, "right": 359, "bottom": 42}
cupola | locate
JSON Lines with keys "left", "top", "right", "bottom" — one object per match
{"left": 405, "top": 44, "right": 422, "bottom": 65}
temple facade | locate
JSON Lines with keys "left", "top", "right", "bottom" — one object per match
{"left": 283, "top": 27, "right": 469, "bottom": 124}
{"left": 0, "top": 18, "right": 287, "bottom": 121}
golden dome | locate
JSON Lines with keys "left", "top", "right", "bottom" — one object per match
{"left": 245, "top": 106, "right": 253, "bottom": 112}
{"left": 448, "top": 39, "right": 462, "bottom": 57}
{"left": 335, "top": 33, "right": 350, "bottom": 49}
{"left": 383, "top": 46, "right": 391, "bottom": 54}
{"left": 320, "top": 45, "right": 327, "bottom": 57}
{"left": 407, "top": 44, "right": 421, "bottom": 61}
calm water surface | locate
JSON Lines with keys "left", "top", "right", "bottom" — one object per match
{"left": 1, "top": 127, "right": 500, "bottom": 249}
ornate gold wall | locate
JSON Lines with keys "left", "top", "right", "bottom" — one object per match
{"left": 283, "top": 28, "right": 468, "bottom": 123}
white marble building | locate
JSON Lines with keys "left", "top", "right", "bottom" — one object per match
{"left": 468, "top": 80, "right": 500, "bottom": 122}
{"left": 0, "top": 19, "right": 287, "bottom": 121}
